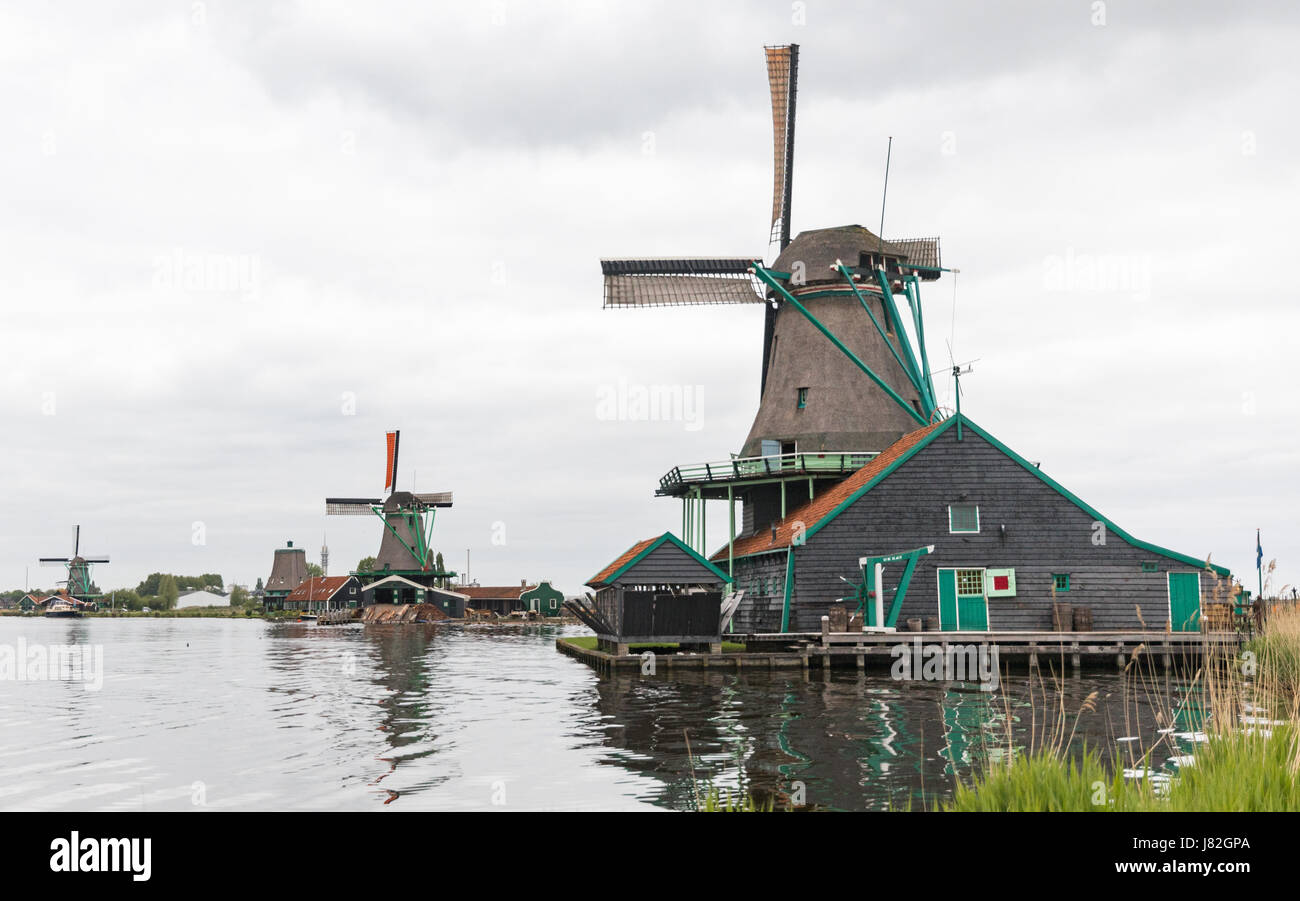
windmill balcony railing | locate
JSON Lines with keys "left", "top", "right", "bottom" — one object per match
{"left": 658, "top": 451, "right": 878, "bottom": 492}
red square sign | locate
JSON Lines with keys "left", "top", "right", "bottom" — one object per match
{"left": 993, "top": 575, "right": 1010, "bottom": 592}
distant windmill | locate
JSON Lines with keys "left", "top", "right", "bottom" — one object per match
{"left": 600, "top": 43, "right": 952, "bottom": 458}
{"left": 39, "top": 525, "right": 109, "bottom": 600}
{"left": 325, "top": 430, "right": 455, "bottom": 578}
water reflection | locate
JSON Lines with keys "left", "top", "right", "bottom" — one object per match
{"left": 590, "top": 667, "right": 1204, "bottom": 811}
{"left": 0, "top": 619, "right": 1205, "bottom": 811}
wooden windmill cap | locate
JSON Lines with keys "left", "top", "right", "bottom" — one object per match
{"left": 772, "top": 225, "right": 934, "bottom": 285}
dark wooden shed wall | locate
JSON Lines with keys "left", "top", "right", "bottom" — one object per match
{"left": 734, "top": 426, "right": 1227, "bottom": 632}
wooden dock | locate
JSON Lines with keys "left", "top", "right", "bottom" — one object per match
{"left": 316, "top": 609, "right": 359, "bottom": 625}
{"left": 557, "top": 629, "right": 1242, "bottom": 675}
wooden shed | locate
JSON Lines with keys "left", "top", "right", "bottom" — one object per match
{"left": 580, "top": 532, "right": 732, "bottom": 655}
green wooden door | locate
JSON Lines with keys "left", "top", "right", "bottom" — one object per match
{"left": 938, "top": 570, "right": 958, "bottom": 631}
{"left": 956, "top": 568, "right": 988, "bottom": 631}
{"left": 940, "top": 568, "right": 988, "bottom": 631}
{"left": 1169, "top": 572, "right": 1202, "bottom": 632}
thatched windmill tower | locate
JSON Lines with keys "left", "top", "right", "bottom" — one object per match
{"left": 599, "top": 44, "right": 952, "bottom": 561}
{"left": 263, "top": 540, "right": 307, "bottom": 610}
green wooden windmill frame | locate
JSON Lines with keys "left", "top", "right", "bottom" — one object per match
{"left": 749, "top": 263, "right": 935, "bottom": 428}
{"left": 363, "top": 501, "right": 452, "bottom": 577}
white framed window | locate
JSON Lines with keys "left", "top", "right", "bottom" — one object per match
{"left": 948, "top": 503, "right": 980, "bottom": 533}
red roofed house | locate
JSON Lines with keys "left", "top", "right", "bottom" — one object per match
{"left": 284, "top": 575, "right": 361, "bottom": 614}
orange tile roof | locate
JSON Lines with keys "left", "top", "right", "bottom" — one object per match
{"left": 714, "top": 421, "right": 944, "bottom": 560}
{"left": 588, "top": 536, "right": 659, "bottom": 587}
{"left": 454, "top": 585, "right": 537, "bottom": 600}
{"left": 285, "top": 576, "right": 355, "bottom": 603}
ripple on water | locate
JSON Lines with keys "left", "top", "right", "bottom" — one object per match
{"left": 0, "top": 620, "right": 1194, "bottom": 810}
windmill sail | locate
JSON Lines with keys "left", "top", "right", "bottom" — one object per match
{"left": 384, "top": 430, "right": 400, "bottom": 494}
{"left": 766, "top": 43, "right": 798, "bottom": 250}
{"left": 601, "top": 258, "right": 764, "bottom": 308}
{"left": 412, "top": 492, "right": 453, "bottom": 507}
{"left": 887, "top": 236, "right": 943, "bottom": 279}
{"left": 326, "top": 498, "right": 383, "bottom": 515}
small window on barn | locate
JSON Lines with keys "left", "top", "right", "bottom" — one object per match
{"left": 1053, "top": 573, "right": 1071, "bottom": 592}
{"left": 797, "top": 387, "right": 808, "bottom": 409}
{"left": 948, "top": 504, "right": 980, "bottom": 533}
{"left": 1141, "top": 561, "right": 1158, "bottom": 573}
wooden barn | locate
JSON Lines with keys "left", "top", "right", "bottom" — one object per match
{"left": 359, "top": 575, "right": 468, "bottom": 618}
{"left": 574, "top": 533, "right": 732, "bottom": 654}
{"left": 714, "top": 414, "right": 1231, "bottom": 635}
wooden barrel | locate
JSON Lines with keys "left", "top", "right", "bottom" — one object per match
{"left": 1053, "top": 602, "right": 1073, "bottom": 631}
{"left": 923, "top": 616, "right": 940, "bottom": 632}
{"left": 1072, "top": 606, "right": 1093, "bottom": 632}
{"left": 907, "top": 618, "right": 923, "bottom": 633}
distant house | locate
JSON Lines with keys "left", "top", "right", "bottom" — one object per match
{"left": 520, "top": 581, "right": 565, "bottom": 616}
{"left": 19, "top": 593, "right": 55, "bottom": 612}
{"left": 456, "top": 582, "right": 545, "bottom": 616}
{"left": 176, "top": 589, "right": 229, "bottom": 609}
{"left": 358, "top": 576, "right": 468, "bottom": 618}
{"left": 19, "top": 592, "right": 94, "bottom": 613}
{"left": 284, "top": 576, "right": 361, "bottom": 613}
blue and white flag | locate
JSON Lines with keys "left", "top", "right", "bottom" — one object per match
{"left": 1257, "top": 529, "right": 1263, "bottom": 569}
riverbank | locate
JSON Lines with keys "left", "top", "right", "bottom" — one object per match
{"left": 945, "top": 606, "right": 1300, "bottom": 812}
{"left": 1, "top": 607, "right": 262, "bottom": 619}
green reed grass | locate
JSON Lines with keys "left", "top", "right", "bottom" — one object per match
{"left": 944, "top": 582, "right": 1300, "bottom": 812}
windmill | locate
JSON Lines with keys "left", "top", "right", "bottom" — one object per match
{"left": 601, "top": 43, "right": 951, "bottom": 455}
{"left": 325, "top": 430, "right": 456, "bottom": 580}
{"left": 600, "top": 43, "right": 956, "bottom": 553}
{"left": 39, "top": 525, "right": 109, "bottom": 600}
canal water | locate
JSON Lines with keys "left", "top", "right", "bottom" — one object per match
{"left": 0, "top": 618, "right": 1206, "bottom": 811}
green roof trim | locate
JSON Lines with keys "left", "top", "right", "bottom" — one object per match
{"left": 769, "top": 414, "right": 1228, "bottom": 578}
{"left": 958, "top": 417, "right": 1231, "bottom": 578}
{"left": 592, "top": 532, "right": 734, "bottom": 587}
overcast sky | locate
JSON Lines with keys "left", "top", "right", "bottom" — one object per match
{"left": 2, "top": 0, "right": 1297, "bottom": 598}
